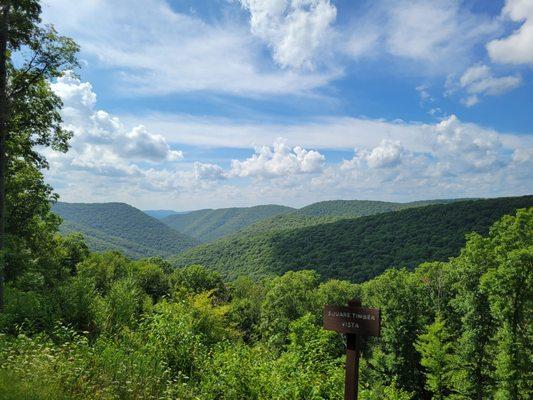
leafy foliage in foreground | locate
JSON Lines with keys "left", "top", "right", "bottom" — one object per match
{"left": 172, "top": 196, "right": 533, "bottom": 281}
{"left": 161, "top": 204, "right": 294, "bottom": 242}
{"left": 1, "top": 208, "right": 531, "bottom": 399}
{"left": 53, "top": 202, "right": 200, "bottom": 258}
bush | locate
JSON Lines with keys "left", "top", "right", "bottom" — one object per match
{"left": 0, "top": 286, "right": 59, "bottom": 334}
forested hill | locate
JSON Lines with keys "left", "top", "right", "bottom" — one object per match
{"left": 295, "top": 198, "right": 463, "bottom": 217}
{"left": 161, "top": 204, "right": 294, "bottom": 242}
{"left": 53, "top": 202, "right": 200, "bottom": 258}
{"left": 224, "top": 198, "right": 467, "bottom": 237}
{"left": 159, "top": 199, "right": 462, "bottom": 243}
{"left": 172, "top": 196, "right": 533, "bottom": 281}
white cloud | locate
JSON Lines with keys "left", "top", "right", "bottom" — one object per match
{"left": 42, "top": 75, "right": 532, "bottom": 209}
{"left": 238, "top": 0, "right": 337, "bottom": 69}
{"left": 230, "top": 138, "right": 325, "bottom": 178}
{"left": 342, "top": 140, "right": 406, "bottom": 170}
{"left": 44, "top": 112, "right": 532, "bottom": 209}
{"left": 194, "top": 162, "right": 226, "bottom": 181}
{"left": 343, "top": 0, "right": 499, "bottom": 75}
{"left": 344, "top": 30, "right": 380, "bottom": 58}
{"left": 387, "top": 0, "right": 497, "bottom": 67}
{"left": 48, "top": 72, "right": 183, "bottom": 177}
{"left": 41, "top": 0, "right": 521, "bottom": 100}
{"left": 454, "top": 64, "right": 522, "bottom": 106}
{"left": 487, "top": 0, "right": 533, "bottom": 66}
{"left": 366, "top": 140, "right": 404, "bottom": 168}
{"left": 512, "top": 147, "right": 533, "bottom": 164}
{"left": 416, "top": 85, "right": 433, "bottom": 104}
{"left": 431, "top": 115, "right": 506, "bottom": 173}
{"left": 121, "top": 110, "right": 533, "bottom": 157}
{"left": 122, "top": 126, "right": 183, "bottom": 162}
{"left": 42, "top": 0, "right": 337, "bottom": 96}
{"left": 318, "top": 114, "right": 531, "bottom": 202}
{"left": 463, "top": 95, "right": 480, "bottom": 107}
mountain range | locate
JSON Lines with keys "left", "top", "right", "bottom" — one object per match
{"left": 53, "top": 196, "right": 533, "bottom": 282}
{"left": 171, "top": 196, "right": 533, "bottom": 281}
{"left": 160, "top": 205, "right": 294, "bottom": 242}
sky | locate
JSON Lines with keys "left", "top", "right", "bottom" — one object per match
{"left": 38, "top": 0, "right": 533, "bottom": 210}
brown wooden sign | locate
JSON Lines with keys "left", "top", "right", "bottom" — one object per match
{"left": 324, "top": 299, "right": 381, "bottom": 400}
{"left": 323, "top": 305, "right": 380, "bottom": 336}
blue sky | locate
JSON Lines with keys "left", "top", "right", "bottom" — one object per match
{"left": 39, "top": 0, "right": 533, "bottom": 210}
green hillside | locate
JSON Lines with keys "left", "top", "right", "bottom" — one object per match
{"left": 234, "top": 198, "right": 465, "bottom": 236}
{"left": 53, "top": 202, "right": 199, "bottom": 258}
{"left": 172, "top": 196, "right": 533, "bottom": 281}
{"left": 161, "top": 204, "right": 294, "bottom": 242}
{"left": 295, "top": 198, "right": 463, "bottom": 217}
{"left": 59, "top": 220, "right": 159, "bottom": 259}
{"left": 160, "top": 199, "right": 462, "bottom": 242}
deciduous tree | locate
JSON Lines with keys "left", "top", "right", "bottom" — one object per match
{"left": 0, "top": 0, "right": 78, "bottom": 309}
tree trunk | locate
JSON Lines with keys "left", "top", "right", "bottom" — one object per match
{"left": 0, "top": 4, "right": 9, "bottom": 311}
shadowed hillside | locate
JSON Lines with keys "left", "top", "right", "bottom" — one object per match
{"left": 172, "top": 196, "right": 533, "bottom": 281}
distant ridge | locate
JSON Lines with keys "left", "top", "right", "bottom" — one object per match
{"left": 144, "top": 209, "right": 189, "bottom": 219}
{"left": 53, "top": 202, "right": 199, "bottom": 258}
{"left": 162, "top": 198, "right": 468, "bottom": 242}
{"left": 161, "top": 204, "right": 294, "bottom": 242}
{"left": 295, "top": 198, "right": 465, "bottom": 218}
{"left": 172, "top": 196, "right": 533, "bottom": 281}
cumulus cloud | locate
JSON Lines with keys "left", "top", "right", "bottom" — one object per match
{"left": 194, "top": 162, "right": 226, "bottom": 181}
{"left": 230, "top": 138, "right": 325, "bottom": 178}
{"left": 122, "top": 126, "right": 183, "bottom": 162}
{"left": 42, "top": 73, "right": 532, "bottom": 208}
{"left": 431, "top": 115, "right": 506, "bottom": 173}
{"left": 487, "top": 0, "right": 533, "bottom": 66}
{"left": 239, "top": 0, "right": 337, "bottom": 69}
{"left": 342, "top": 140, "right": 406, "bottom": 171}
{"left": 366, "top": 140, "right": 404, "bottom": 168}
{"left": 44, "top": 112, "right": 532, "bottom": 209}
{"left": 337, "top": 114, "right": 521, "bottom": 190}
{"left": 49, "top": 72, "right": 183, "bottom": 176}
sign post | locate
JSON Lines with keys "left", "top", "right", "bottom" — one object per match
{"left": 323, "top": 299, "right": 380, "bottom": 400}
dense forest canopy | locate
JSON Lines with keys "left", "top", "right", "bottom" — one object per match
{"left": 173, "top": 196, "right": 533, "bottom": 281}
{"left": 294, "top": 198, "right": 465, "bottom": 218}
{"left": 52, "top": 202, "right": 199, "bottom": 257}
{"left": 1, "top": 208, "right": 531, "bottom": 399}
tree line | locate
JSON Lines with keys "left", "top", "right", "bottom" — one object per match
{"left": 0, "top": 208, "right": 531, "bottom": 399}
